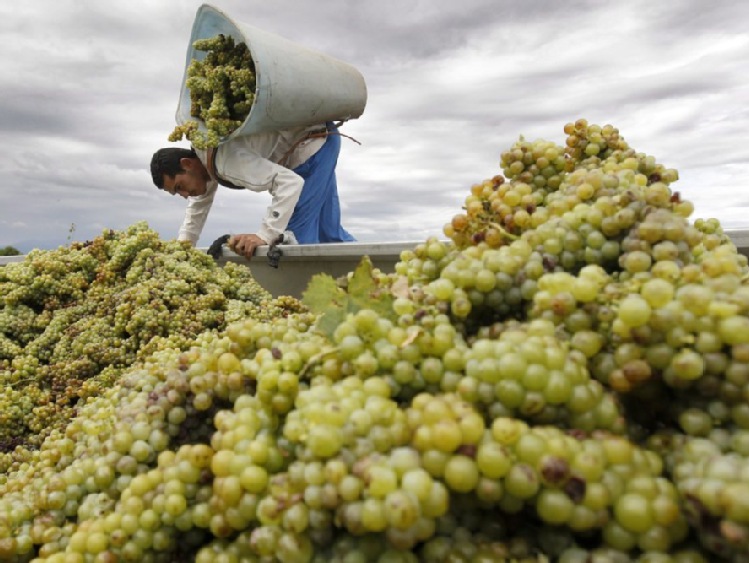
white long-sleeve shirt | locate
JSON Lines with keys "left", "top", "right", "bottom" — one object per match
{"left": 177, "top": 124, "right": 327, "bottom": 245}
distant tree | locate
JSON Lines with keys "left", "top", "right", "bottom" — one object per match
{"left": 0, "top": 246, "right": 21, "bottom": 256}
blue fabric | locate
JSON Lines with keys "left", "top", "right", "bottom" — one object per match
{"left": 287, "top": 123, "right": 356, "bottom": 244}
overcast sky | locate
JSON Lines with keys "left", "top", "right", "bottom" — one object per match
{"left": 2, "top": 0, "right": 748, "bottom": 252}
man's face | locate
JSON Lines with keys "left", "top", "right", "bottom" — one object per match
{"left": 162, "top": 158, "right": 208, "bottom": 198}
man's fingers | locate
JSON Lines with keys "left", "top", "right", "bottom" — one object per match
{"left": 238, "top": 241, "right": 255, "bottom": 258}
{"left": 225, "top": 234, "right": 265, "bottom": 259}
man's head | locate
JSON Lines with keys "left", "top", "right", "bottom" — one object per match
{"left": 150, "top": 148, "right": 210, "bottom": 198}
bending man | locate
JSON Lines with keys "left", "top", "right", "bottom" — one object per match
{"left": 150, "top": 121, "right": 355, "bottom": 259}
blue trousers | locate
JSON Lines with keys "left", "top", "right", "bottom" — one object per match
{"left": 287, "top": 124, "right": 356, "bottom": 244}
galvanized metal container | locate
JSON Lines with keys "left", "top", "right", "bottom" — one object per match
{"left": 176, "top": 3, "right": 367, "bottom": 140}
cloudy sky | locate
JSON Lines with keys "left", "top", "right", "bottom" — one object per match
{"left": 2, "top": 0, "right": 748, "bottom": 252}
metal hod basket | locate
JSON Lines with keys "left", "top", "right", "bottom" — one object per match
{"left": 176, "top": 4, "right": 367, "bottom": 141}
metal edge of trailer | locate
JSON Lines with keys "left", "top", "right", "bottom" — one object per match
{"left": 3, "top": 231, "right": 749, "bottom": 298}
{"left": 216, "top": 241, "right": 415, "bottom": 298}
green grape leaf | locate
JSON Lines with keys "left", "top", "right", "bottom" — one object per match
{"left": 347, "top": 257, "right": 394, "bottom": 319}
{"left": 302, "top": 257, "right": 395, "bottom": 338}
{"left": 302, "top": 273, "right": 346, "bottom": 310}
{"left": 390, "top": 275, "right": 410, "bottom": 299}
{"left": 302, "top": 273, "right": 348, "bottom": 337}
{"left": 317, "top": 306, "right": 347, "bottom": 339}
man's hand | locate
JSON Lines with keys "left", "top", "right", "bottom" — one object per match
{"left": 228, "top": 234, "right": 267, "bottom": 260}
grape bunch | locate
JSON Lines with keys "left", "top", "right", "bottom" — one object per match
{"left": 1, "top": 119, "right": 748, "bottom": 562}
{"left": 0, "top": 221, "right": 304, "bottom": 450}
{"left": 169, "top": 33, "right": 257, "bottom": 149}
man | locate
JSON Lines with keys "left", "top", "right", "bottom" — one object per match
{"left": 150, "top": 121, "right": 355, "bottom": 259}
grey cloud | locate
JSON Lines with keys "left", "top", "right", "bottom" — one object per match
{"left": 1, "top": 0, "right": 748, "bottom": 251}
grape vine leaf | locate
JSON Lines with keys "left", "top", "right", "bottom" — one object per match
{"left": 389, "top": 275, "right": 410, "bottom": 299}
{"left": 301, "top": 273, "right": 348, "bottom": 337}
{"left": 302, "top": 257, "right": 395, "bottom": 338}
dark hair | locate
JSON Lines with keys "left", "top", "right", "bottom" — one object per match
{"left": 150, "top": 147, "right": 198, "bottom": 189}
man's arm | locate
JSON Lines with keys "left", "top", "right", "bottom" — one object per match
{"left": 216, "top": 142, "right": 305, "bottom": 251}
{"left": 177, "top": 182, "right": 217, "bottom": 245}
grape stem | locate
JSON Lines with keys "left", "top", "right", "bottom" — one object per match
{"left": 490, "top": 222, "right": 519, "bottom": 241}
{"left": 400, "top": 327, "right": 423, "bottom": 348}
{"left": 300, "top": 347, "right": 341, "bottom": 378}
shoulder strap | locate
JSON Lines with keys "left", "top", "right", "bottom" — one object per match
{"left": 206, "top": 147, "right": 245, "bottom": 190}
{"left": 278, "top": 127, "right": 331, "bottom": 168}
{"left": 278, "top": 122, "right": 362, "bottom": 168}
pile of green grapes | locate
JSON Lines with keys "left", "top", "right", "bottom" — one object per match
{"left": 169, "top": 34, "right": 256, "bottom": 149}
{"left": 0, "top": 221, "right": 303, "bottom": 451}
{"left": 1, "top": 120, "right": 748, "bottom": 562}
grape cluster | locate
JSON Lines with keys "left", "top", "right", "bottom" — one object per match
{"left": 169, "top": 34, "right": 257, "bottom": 149}
{"left": 647, "top": 432, "right": 749, "bottom": 560}
{"left": 0, "top": 120, "right": 747, "bottom": 561}
{"left": 0, "top": 221, "right": 304, "bottom": 450}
